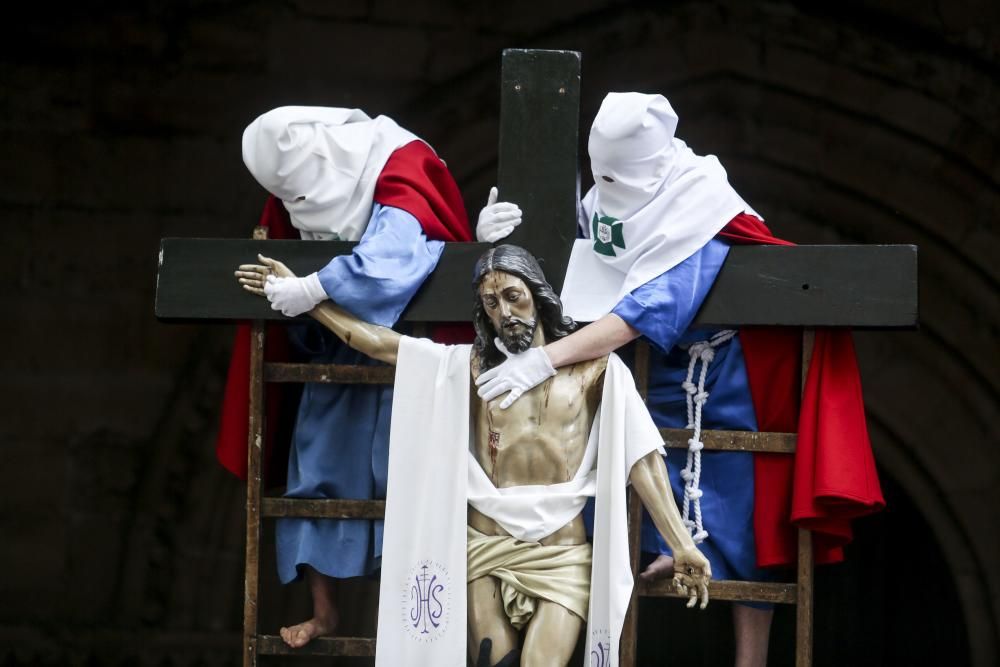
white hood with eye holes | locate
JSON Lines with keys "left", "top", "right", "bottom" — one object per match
{"left": 241, "top": 106, "right": 418, "bottom": 241}
{"left": 562, "top": 92, "right": 760, "bottom": 322}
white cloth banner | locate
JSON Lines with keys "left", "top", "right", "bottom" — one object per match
{"left": 377, "top": 342, "right": 664, "bottom": 667}
{"left": 585, "top": 354, "right": 665, "bottom": 667}
{"left": 375, "top": 337, "right": 471, "bottom": 667}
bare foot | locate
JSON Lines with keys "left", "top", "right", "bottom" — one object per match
{"left": 279, "top": 615, "right": 336, "bottom": 648}
{"left": 639, "top": 554, "right": 675, "bottom": 581}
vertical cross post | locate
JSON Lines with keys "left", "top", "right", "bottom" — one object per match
{"left": 796, "top": 329, "right": 816, "bottom": 667}
{"left": 496, "top": 48, "right": 581, "bottom": 292}
{"left": 243, "top": 225, "right": 268, "bottom": 667}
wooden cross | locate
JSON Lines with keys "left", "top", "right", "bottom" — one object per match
{"left": 156, "top": 49, "right": 917, "bottom": 667}
{"left": 156, "top": 49, "right": 915, "bottom": 327}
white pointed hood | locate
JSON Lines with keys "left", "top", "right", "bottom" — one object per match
{"left": 561, "top": 92, "right": 760, "bottom": 321}
{"left": 241, "top": 106, "right": 418, "bottom": 240}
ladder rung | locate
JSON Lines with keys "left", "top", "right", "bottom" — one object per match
{"left": 261, "top": 498, "right": 386, "bottom": 519}
{"left": 257, "top": 635, "right": 375, "bottom": 657}
{"left": 661, "top": 428, "right": 796, "bottom": 454}
{"left": 638, "top": 578, "right": 797, "bottom": 604}
{"left": 265, "top": 362, "right": 394, "bottom": 384}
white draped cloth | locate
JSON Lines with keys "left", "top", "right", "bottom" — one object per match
{"left": 375, "top": 337, "right": 664, "bottom": 667}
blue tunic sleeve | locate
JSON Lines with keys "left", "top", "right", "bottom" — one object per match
{"left": 316, "top": 204, "right": 444, "bottom": 327}
{"left": 611, "top": 238, "right": 730, "bottom": 353}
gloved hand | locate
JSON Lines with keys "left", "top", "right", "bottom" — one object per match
{"left": 475, "top": 338, "right": 556, "bottom": 408}
{"left": 476, "top": 186, "right": 522, "bottom": 243}
{"left": 263, "top": 272, "right": 327, "bottom": 317}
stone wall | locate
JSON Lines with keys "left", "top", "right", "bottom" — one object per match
{"left": 1, "top": 1, "right": 997, "bottom": 664}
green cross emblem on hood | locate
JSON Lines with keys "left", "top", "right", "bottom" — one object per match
{"left": 592, "top": 213, "right": 626, "bottom": 257}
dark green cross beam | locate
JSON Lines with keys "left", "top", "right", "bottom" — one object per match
{"left": 155, "top": 49, "right": 918, "bottom": 329}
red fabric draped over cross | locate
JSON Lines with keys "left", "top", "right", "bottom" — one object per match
{"left": 374, "top": 140, "right": 471, "bottom": 244}
{"left": 718, "top": 213, "right": 885, "bottom": 567}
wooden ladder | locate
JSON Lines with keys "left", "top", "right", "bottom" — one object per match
{"left": 241, "top": 227, "right": 388, "bottom": 665}
{"left": 618, "top": 333, "right": 816, "bottom": 667}
{"left": 241, "top": 324, "right": 817, "bottom": 666}
{"left": 242, "top": 332, "right": 818, "bottom": 667}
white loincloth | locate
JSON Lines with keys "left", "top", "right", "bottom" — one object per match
{"left": 375, "top": 338, "right": 664, "bottom": 667}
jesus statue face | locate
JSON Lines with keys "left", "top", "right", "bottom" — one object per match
{"left": 477, "top": 270, "right": 539, "bottom": 354}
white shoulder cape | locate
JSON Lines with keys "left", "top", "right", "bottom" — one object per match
{"left": 561, "top": 140, "right": 759, "bottom": 322}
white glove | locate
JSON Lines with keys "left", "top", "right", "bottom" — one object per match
{"left": 475, "top": 338, "right": 556, "bottom": 409}
{"left": 263, "top": 272, "right": 327, "bottom": 317}
{"left": 476, "top": 186, "right": 522, "bottom": 243}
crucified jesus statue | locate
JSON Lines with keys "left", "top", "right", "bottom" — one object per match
{"left": 236, "top": 243, "right": 711, "bottom": 667}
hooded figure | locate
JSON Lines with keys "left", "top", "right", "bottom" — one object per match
{"left": 244, "top": 107, "right": 418, "bottom": 241}
{"left": 564, "top": 93, "right": 772, "bottom": 587}
{"left": 563, "top": 92, "right": 758, "bottom": 319}
{"left": 220, "top": 106, "right": 475, "bottom": 648}
{"left": 475, "top": 92, "right": 883, "bottom": 666}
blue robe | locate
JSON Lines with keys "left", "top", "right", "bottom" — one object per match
{"left": 276, "top": 204, "right": 442, "bottom": 583}
{"left": 586, "top": 239, "right": 774, "bottom": 597}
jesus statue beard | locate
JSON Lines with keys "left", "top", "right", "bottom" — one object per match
{"left": 497, "top": 316, "right": 537, "bottom": 354}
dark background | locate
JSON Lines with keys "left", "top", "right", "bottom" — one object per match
{"left": 1, "top": 1, "right": 997, "bottom": 665}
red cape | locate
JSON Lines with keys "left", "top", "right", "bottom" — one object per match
{"left": 719, "top": 214, "right": 885, "bottom": 567}
{"left": 216, "top": 140, "right": 472, "bottom": 480}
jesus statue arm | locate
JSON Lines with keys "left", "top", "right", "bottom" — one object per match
{"left": 236, "top": 254, "right": 402, "bottom": 365}
{"left": 629, "top": 451, "right": 712, "bottom": 609}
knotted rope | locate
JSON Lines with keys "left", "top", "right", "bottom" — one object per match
{"left": 679, "top": 329, "right": 737, "bottom": 544}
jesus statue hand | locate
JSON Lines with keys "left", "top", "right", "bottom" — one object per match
{"left": 671, "top": 545, "right": 712, "bottom": 609}
{"left": 235, "top": 253, "right": 325, "bottom": 317}
{"left": 235, "top": 254, "right": 299, "bottom": 297}
{"left": 475, "top": 338, "right": 555, "bottom": 408}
